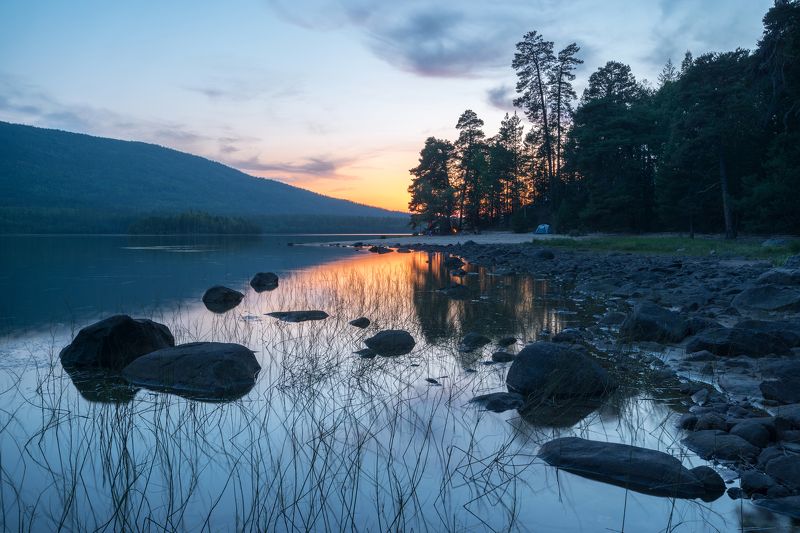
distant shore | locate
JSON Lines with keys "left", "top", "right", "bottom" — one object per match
{"left": 306, "top": 231, "right": 555, "bottom": 247}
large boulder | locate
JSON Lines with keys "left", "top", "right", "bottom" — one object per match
{"left": 757, "top": 268, "right": 800, "bottom": 286}
{"left": 364, "top": 330, "right": 416, "bottom": 356}
{"left": 735, "top": 319, "right": 800, "bottom": 347}
{"left": 60, "top": 315, "right": 175, "bottom": 370}
{"left": 761, "top": 378, "right": 800, "bottom": 405}
{"left": 681, "top": 430, "right": 760, "bottom": 463}
{"left": 619, "top": 302, "right": 688, "bottom": 343}
{"left": 732, "top": 285, "right": 800, "bottom": 312}
{"left": 266, "top": 310, "right": 329, "bottom": 322}
{"left": 505, "top": 342, "right": 614, "bottom": 399}
{"left": 121, "top": 342, "right": 260, "bottom": 400}
{"left": 764, "top": 455, "right": 800, "bottom": 491}
{"left": 250, "top": 272, "right": 279, "bottom": 292}
{"left": 538, "top": 437, "right": 725, "bottom": 501}
{"left": 686, "top": 327, "right": 791, "bottom": 357}
{"left": 202, "top": 286, "right": 244, "bottom": 313}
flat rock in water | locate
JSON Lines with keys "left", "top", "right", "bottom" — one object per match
{"left": 60, "top": 315, "right": 175, "bottom": 370}
{"left": 470, "top": 392, "right": 524, "bottom": 413}
{"left": 505, "top": 342, "right": 614, "bottom": 399}
{"left": 459, "top": 332, "right": 491, "bottom": 352}
{"left": 491, "top": 350, "right": 515, "bottom": 363}
{"left": 538, "top": 437, "right": 724, "bottom": 501}
{"left": 619, "top": 302, "right": 688, "bottom": 343}
{"left": 266, "top": 310, "right": 329, "bottom": 322}
{"left": 686, "top": 327, "right": 791, "bottom": 357}
{"left": 364, "top": 330, "right": 415, "bottom": 356}
{"left": 250, "top": 272, "right": 279, "bottom": 292}
{"left": 497, "top": 336, "right": 517, "bottom": 347}
{"left": 349, "top": 317, "right": 371, "bottom": 328}
{"left": 121, "top": 342, "right": 260, "bottom": 400}
{"left": 203, "top": 285, "right": 244, "bottom": 313}
{"left": 682, "top": 430, "right": 760, "bottom": 463}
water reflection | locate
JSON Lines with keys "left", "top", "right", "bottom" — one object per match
{"left": 0, "top": 240, "right": 770, "bottom": 531}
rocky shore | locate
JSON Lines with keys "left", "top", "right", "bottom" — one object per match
{"left": 364, "top": 239, "right": 800, "bottom": 515}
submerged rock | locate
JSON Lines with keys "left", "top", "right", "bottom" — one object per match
{"left": 121, "top": 342, "right": 260, "bottom": 401}
{"left": 354, "top": 348, "right": 377, "bottom": 359}
{"left": 349, "top": 317, "right": 371, "bottom": 328}
{"left": 266, "top": 310, "right": 329, "bottom": 322}
{"left": 470, "top": 392, "right": 524, "bottom": 413}
{"left": 60, "top": 315, "right": 175, "bottom": 370}
{"left": 505, "top": 342, "right": 614, "bottom": 399}
{"left": 754, "top": 496, "right": 800, "bottom": 519}
{"left": 438, "top": 284, "right": 470, "bottom": 300}
{"left": 250, "top": 272, "right": 279, "bottom": 292}
{"left": 443, "top": 256, "right": 464, "bottom": 269}
{"left": 202, "top": 285, "right": 244, "bottom": 313}
{"left": 491, "top": 350, "right": 515, "bottom": 363}
{"left": 497, "top": 336, "right": 517, "bottom": 347}
{"left": 364, "top": 330, "right": 415, "bottom": 356}
{"left": 459, "top": 332, "right": 491, "bottom": 352}
{"left": 538, "top": 437, "right": 724, "bottom": 501}
{"left": 619, "top": 302, "right": 688, "bottom": 343}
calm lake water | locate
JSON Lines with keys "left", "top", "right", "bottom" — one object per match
{"left": 0, "top": 236, "right": 793, "bottom": 531}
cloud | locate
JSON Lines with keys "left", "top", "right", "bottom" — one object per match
{"left": 185, "top": 76, "right": 303, "bottom": 103}
{"left": 486, "top": 84, "right": 516, "bottom": 112}
{"left": 0, "top": 72, "right": 252, "bottom": 157}
{"left": 228, "top": 154, "right": 356, "bottom": 177}
{"left": 266, "top": 0, "right": 772, "bottom": 81}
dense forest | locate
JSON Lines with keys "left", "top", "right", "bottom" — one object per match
{"left": 0, "top": 121, "right": 406, "bottom": 234}
{"left": 408, "top": 0, "right": 800, "bottom": 237}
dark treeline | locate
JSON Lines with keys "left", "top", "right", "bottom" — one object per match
{"left": 129, "top": 211, "right": 262, "bottom": 235}
{"left": 0, "top": 208, "right": 409, "bottom": 235}
{"left": 408, "top": 0, "right": 800, "bottom": 237}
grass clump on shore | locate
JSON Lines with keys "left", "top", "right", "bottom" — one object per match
{"left": 539, "top": 235, "right": 800, "bottom": 263}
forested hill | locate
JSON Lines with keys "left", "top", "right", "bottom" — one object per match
{"left": 0, "top": 121, "right": 405, "bottom": 232}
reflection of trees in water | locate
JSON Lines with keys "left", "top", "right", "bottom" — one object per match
{"left": 410, "top": 252, "right": 567, "bottom": 345}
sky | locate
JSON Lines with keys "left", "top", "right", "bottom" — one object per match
{"left": 0, "top": 0, "right": 774, "bottom": 212}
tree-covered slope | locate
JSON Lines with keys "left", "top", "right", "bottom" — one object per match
{"left": 0, "top": 121, "right": 403, "bottom": 219}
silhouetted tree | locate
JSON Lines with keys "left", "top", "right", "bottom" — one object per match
{"left": 408, "top": 137, "right": 455, "bottom": 231}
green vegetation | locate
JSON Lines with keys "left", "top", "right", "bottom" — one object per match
{"left": 408, "top": 0, "right": 800, "bottom": 237}
{"left": 540, "top": 235, "right": 800, "bottom": 262}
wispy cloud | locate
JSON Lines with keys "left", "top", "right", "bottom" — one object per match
{"left": 486, "top": 84, "right": 516, "bottom": 113}
{"left": 228, "top": 154, "right": 357, "bottom": 178}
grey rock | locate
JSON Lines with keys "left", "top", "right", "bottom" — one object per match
{"left": 552, "top": 328, "right": 584, "bottom": 343}
{"left": 349, "top": 317, "right": 371, "bottom": 328}
{"left": 250, "top": 272, "right": 278, "bottom": 292}
{"left": 443, "top": 256, "right": 464, "bottom": 269}
{"left": 730, "top": 421, "right": 772, "bottom": 448}
{"left": 538, "top": 437, "right": 724, "bottom": 501}
{"left": 266, "top": 310, "right": 329, "bottom": 322}
{"left": 686, "top": 327, "right": 791, "bottom": 357}
{"left": 695, "top": 413, "right": 727, "bottom": 431}
{"left": 122, "top": 342, "right": 260, "bottom": 400}
{"left": 364, "top": 330, "right": 416, "bottom": 356}
{"left": 491, "top": 350, "right": 515, "bottom": 363}
{"left": 506, "top": 342, "right": 615, "bottom": 400}
{"left": 60, "top": 315, "right": 175, "bottom": 370}
{"left": 762, "top": 378, "right": 800, "bottom": 405}
{"left": 533, "top": 249, "right": 555, "bottom": 260}
{"left": 470, "top": 392, "right": 525, "bottom": 413}
{"left": 765, "top": 455, "right": 800, "bottom": 490}
{"left": 682, "top": 430, "right": 760, "bottom": 463}
{"left": 497, "top": 336, "right": 517, "bottom": 347}
{"left": 732, "top": 285, "right": 800, "bottom": 312}
{"left": 202, "top": 286, "right": 244, "bottom": 313}
{"left": 459, "top": 332, "right": 491, "bottom": 352}
{"left": 599, "top": 311, "right": 627, "bottom": 326}
{"left": 757, "top": 268, "right": 800, "bottom": 286}
{"left": 741, "top": 470, "right": 777, "bottom": 496}
{"left": 620, "top": 302, "right": 688, "bottom": 343}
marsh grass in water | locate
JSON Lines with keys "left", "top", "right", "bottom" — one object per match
{"left": 0, "top": 248, "right": 788, "bottom": 531}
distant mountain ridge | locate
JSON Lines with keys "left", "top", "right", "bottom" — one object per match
{"left": 0, "top": 121, "right": 405, "bottom": 232}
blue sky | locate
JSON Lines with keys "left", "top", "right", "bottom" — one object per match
{"left": 0, "top": 0, "right": 773, "bottom": 210}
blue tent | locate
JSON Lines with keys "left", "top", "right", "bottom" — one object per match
{"left": 534, "top": 224, "right": 551, "bottom": 234}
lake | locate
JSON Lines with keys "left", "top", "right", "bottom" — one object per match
{"left": 0, "top": 235, "right": 791, "bottom": 531}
